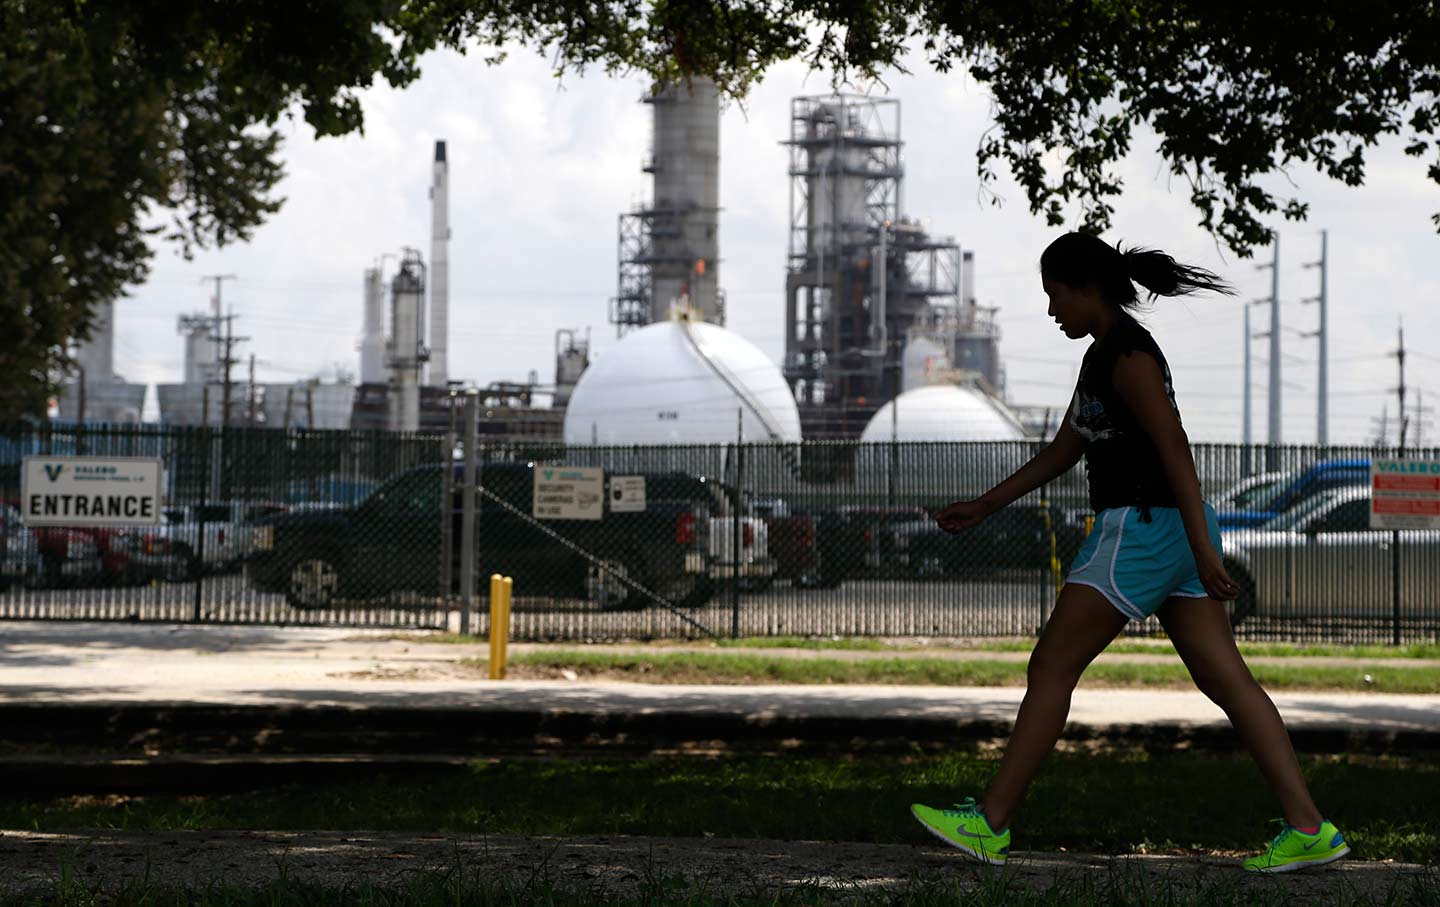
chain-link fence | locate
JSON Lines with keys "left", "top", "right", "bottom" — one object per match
{"left": 0, "top": 421, "right": 449, "bottom": 628}
{"left": 2, "top": 420, "right": 1437, "bottom": 643}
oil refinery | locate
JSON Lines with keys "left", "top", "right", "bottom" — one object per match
{"left": 59, "top": 83, "right": 1036, "bottom": 445}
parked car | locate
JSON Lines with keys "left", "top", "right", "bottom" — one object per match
{"left": 244, "top": 462, "right": 713, "bottom": 611}
{"left": 33, "top": 528, "right": 103, "bottom": 588}
{"left": 833, "top": 506, "right": 932, "bottom": 576}
{"left": 160, "top": 501, "right": 289, "bottom": 577}
{"left": 1217, "top": 459, "right": 1371, "bottom": 529}
{"left": 0, "top": 503, "right": 40, "bottom": 590}
{"left": 896, "top": 503, "right": 1087, "bottom": 578}
{"left": 109, "top": 524, "right": 188, "bottom": 583}
{"left": 1211, "top": 471, "right": 1289, "bottom": 513}
{"left": 748, "top": 495, "right": 826, "bottom": 588}
{"left": 1220, "top": 486, "right": 1437, "bottom": 627}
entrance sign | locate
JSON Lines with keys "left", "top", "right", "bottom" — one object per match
{"left": 22, "top": 456, "right": 163, "bottom": 527}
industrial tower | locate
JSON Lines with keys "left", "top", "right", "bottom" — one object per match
{"left": 781, "top": 94, "right": 994, "bottom": 439}
{"left": 610, "top": 78, "right": 724, "bottom": 334}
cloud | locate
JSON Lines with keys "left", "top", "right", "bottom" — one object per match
{"left": 120, "top": 42, "right": 1440, "bottom": 444}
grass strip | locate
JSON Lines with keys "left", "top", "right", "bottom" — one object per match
{"left": 2, "top": 752, "right": 1435, "bottom": 866}
{"left": 477, "top": 651, "right": 1440, "bottom": 693}
{"left": 10, "top": 867, "right": 1440, "bottom": 907}
{"left": 399, "top": 633, "right": 1440, "bottom": 660}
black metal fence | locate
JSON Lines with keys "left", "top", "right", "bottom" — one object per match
{"left": 0, "top": 421, "right": 449, "bottom": 628}
{"left": 2, "top": 421, "right": 1437, "bottom": 644}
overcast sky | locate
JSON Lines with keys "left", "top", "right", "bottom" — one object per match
{"left": 119, "top": 41, "right": 1440, "bottom": 446}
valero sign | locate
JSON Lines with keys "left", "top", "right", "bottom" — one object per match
{"left": 1370, "top": 459, "right": 1440, "bottom": 530}
{"left": 21, "top": 457, "right": 163, "bottom": 527}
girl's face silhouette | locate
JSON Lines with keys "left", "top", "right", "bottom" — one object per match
{"left": 1044, "top": 278, "right": 1105, "bottom": 340}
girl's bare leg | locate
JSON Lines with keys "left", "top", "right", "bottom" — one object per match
{"left": 1157, "top": 596, "right": 1323, "bottom": 827}
{"left": 980, "top": 584, "right": 1128, "bottom": 830}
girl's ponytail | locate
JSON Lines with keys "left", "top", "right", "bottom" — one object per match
{"left": 1123, "top": 246, "right": 1232, "bottom": 301}
{"left": 1041, "top": 232, "right": 1234, "bottom": 310}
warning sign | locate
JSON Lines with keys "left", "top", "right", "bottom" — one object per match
{"left": 532, "top": 466, "right": 604, "bottom": 521}
{"left": 1371, "top": 459, "right": 1440, "bottom": 530}
{"left": 609, "top": 476, "right": 646, "bottom": 513}
{"left": 22, "top": 456, "right": 163, "bottom": 527}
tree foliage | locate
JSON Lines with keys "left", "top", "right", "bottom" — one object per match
{"left": 413, "top": 1, "right": 1440, "bottom": 255}
{"left": 8, "top": 0, "right": 1440, "bottom": 419}
{"left": 1, "top": 0, "right": 421, "bottom": 419}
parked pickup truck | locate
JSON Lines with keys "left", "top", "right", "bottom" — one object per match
{"left": 244, "top": 462, "right": 714, "bottom": 611}
{"left": 639, "top": 473, "right": 777, "bottom": 589}
{"left": 1217, "top": 459, "right": 1371, "bottom": 529}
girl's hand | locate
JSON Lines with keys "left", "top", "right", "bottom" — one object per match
{"left": 1195, "top": 546, "right": 1240, "bottom": 601}
{"left": 935, "top": 499, "right": 992, "bottom": 534}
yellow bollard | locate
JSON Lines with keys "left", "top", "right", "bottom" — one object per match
{"left": 498, "top": 576, "right": 513, "bottom": 679}
{"left": 488, "top": 573, "right": 505, "bottom": 680}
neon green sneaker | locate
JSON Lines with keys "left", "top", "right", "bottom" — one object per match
{"left": 1243, "top": 819, "right": 1350, "bottom": 873}
{"left": 910, "top": 797, "right": 1010, "bottom": 865}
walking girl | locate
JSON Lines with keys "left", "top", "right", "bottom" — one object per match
{"left": 910, "top": 232, "right": 1348, "bottom": 873}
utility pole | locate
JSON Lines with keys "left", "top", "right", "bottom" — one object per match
{"left": 211, "top": 312, "right": 249, "bottom": 428}
{"left": 1256, "top": 233, "right": 1282, "bottom": 449}
{"left": 201, "top": 274, "right": 238, "bottom": 325}
{"left": 1243, "top": 302, "right": 1268, "bottom": 448}
{"left": 247, "top": 353, "right": 258, "bottom": 425}
{"left": 1414, "top": 389, "right": 1436, "bottom": 449}
{"left": 1396, "top": 321, "right": 1409, "bottom": 452}
{"left": 1301, "top": 230, "right": 1328, "bottom": 446}
{"left": 1371, "top": 404, "right": 1390, "bottom": 447}
{"left": 201, "top": 274, "right": 241, "bottom": 426}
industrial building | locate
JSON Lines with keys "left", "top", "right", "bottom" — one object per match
{"left": 781, "top": 94, "right": 1009, "bottom": 440}
{"left": 352, "top": 87, "right": 1027, "bottom": 446}
{"left": 56, "top": 299, "right": 146, "bottom": 423}
{"left": 611, "top": 79, "right": 724, "bottom": 333}
{"left": 57, "top": 82, "right": 1028, "bottom": 448}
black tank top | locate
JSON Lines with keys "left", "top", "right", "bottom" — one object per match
{"left": 1069, "top": 314, "right": 1180, "bottom": 518}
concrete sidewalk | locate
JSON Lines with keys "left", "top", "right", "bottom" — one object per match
{"left": 0, "top": 621, "right": 1435, "bottom": 734}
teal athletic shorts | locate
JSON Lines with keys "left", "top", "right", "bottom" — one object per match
{"left": 1064, "top": 503, "right": 1223, "bottom": 621}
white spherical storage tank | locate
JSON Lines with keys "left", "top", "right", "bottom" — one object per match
{"left": 563, "top": 320, "right": 802, "bottom": 445}
{"left": 859, "top": 384, "right": 1029, "bottom": 443}
{"left": 856, "top": 384, "right": 1034, "bottom": 501}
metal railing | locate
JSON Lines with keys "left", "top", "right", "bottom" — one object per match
{"left": 2, "top": 421, "right": 1436, "bottom": 644}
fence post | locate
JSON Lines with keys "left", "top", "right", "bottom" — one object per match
{"left": 1393, "top": 440, "right": 1404, "bottom": 646}
{"left": 439, "top": 396, "right": 457, "bottom": 624}
{"left": 1036, "top": 413, "right": 1053, "bottom": 637}
{"left": 193, "top": 426, "right": 208, "bottom": 623}
{"left": 460, "top": 391, "right": 479, "bottom": 637}
{"left": 732, "top": 410, "right": 743, "bottom": 639}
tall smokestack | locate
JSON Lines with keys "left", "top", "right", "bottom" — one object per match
{"left": 428, "top": 140, "right": 450, "bottom": 388}
{"left": 360, "top": 267, "right": 385, "bottom": 384}
{"left": 648, "top": 80, "right": 720, "bottom": 324}
{"left": 77, "top": 299, "right": 116, "bottom": 382}
{"left": 388, "top": 249, "right": 426, "bottom": 432}
{"left": 961, "top": 250, "right": 976, "bottom": 308}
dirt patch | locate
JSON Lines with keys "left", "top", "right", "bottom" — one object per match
{"left": 0, "top": 830, "right": 1430, "bottom": 900}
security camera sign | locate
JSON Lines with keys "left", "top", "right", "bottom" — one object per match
{"left": 1371, "top": 459, "right": 1440, "bottom": 530}
{"left": 533, "top": 466, "right": 604, "bottom": 521}
{"left": 610, "top": 476, "right": 646, "bottom": 513}
{"left": 22, "top": 456, "right": 163, "bottom": 527}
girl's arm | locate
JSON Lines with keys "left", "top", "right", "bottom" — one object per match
{"left": 1111, "top": 351, "right": 1239, "bottom": 601}
{"left": 936, "top": 403, "right": 1085, "bottom": 532}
